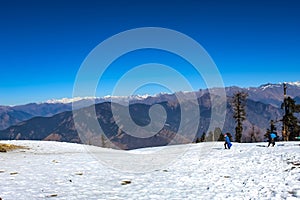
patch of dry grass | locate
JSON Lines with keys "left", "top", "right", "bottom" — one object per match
{"left": 0, "top": 143, "right": 28, "bottom": 152}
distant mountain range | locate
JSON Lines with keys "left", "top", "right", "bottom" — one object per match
{"left": 0, "top": 103, "right": 72, "bottom": 130}
{"left": 0, "top": 82, "right": 299, "bottom": 149}
{"left": 45, "top": 81, "right": 300, "bottom": 107}
{"left": 0, "top": 106, "right": 33, "bottom": 130}
{"left": 225, "top": 82, "right": 300, "bottom": 107}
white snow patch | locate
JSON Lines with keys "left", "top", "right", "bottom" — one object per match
{"left": 287, "top": 81, "right": 300, "bottom": 87}
{"left": 45, "top": 97, "right": 98, "bottom": 104}
{"left": 259, "top": 83, "right": 281, "bottom": 91}
{"left": 44, "top": 94, "right": 154, "bottom": 105}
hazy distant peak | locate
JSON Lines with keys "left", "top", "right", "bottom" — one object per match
{"left": 286, "top": 81, "right": 300, "bottom": 87}
{"left": 44, "top": 94, "right": 158, "bottom": 105}
{"left": 45, "top": 97, "right": 98, "bottom": 104}
{"left": 259, "top": 81, "right": 300, "bottom": 91}
{"left": 259, "top": 83, "right": 281, "bottom": 90}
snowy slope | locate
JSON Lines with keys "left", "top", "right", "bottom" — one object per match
{"left": 0, "top": 141, "right": 300, "bottom": 199}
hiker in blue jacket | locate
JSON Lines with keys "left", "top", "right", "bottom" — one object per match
{"left": 224, "top": 133, "right": 232, "bottom": 149}
{"left": 268, "top": 132, "right": 277, "bottom": 147}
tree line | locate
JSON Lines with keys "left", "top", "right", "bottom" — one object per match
{"left": 196, "top": 85, "right": 300, "bottom": 143}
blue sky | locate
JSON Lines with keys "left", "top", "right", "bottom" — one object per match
{"left": 0, "top": 0, "right": 300, "bottom": 105}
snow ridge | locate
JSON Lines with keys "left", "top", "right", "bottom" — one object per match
{"left": 44, "top": 81, "right": 300, "bottom": 104}
{"left": 45, "top": 97, "right": 98, "bottom": 104}
{"left": 259, "top": 81, "right": 300, "bottom": 91}
{"left": 43, "top": 93, "right": 172, "bottom": 105}
{"left": 286, "top": 81, "right": 300, "bottom": 87}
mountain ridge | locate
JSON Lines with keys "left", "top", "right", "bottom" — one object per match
{"left": 0, "top": 96, "right": 284, "bottom": 149}
{"left": 25, "top": 81, "right": 300, "bottom": 107}
{"left": 0, "top": 82, "right": 299, "bottom": 148}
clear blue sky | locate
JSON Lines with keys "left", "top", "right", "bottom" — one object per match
{"left": 0, "top": 0, "right": 299, "bottom": 105}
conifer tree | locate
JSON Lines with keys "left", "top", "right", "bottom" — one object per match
{"left": 282, "top": 97, "right": 300, "bottom": 141}
{"left": 200, "top": 132, "right": 206, "bottom": 142}
{"left": 232, "top": 92, "right": 248, "bottom": 143}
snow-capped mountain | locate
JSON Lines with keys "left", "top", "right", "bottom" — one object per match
{"left": 258, "top": 83, "right": 282, "bottom": 91}
{"left": 45, "top": 97, "right": 99, "bottom": 104}
{"left": 257, "top": 81, "right": 300, "bottom": 91}
{"left": 44, "top": 94, "right": 158, "bottom": 104}
{"left": 44, "top": 93, "right": 170, "bottom": 106}
{"left": 225, "top": 82, "right": 300, "bottom": 107}
{"left": 45, "top": 81, "right": 300, "bottom": 107}
{"left": 285, "top": 81, "right": 300, "bottom": 87}
{"left": 0, "top": 81, "right": 299, "bottom": 134}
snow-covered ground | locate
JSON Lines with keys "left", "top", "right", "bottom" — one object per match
{"left": 0, "top": 140, "right": 300, "bottom": 200}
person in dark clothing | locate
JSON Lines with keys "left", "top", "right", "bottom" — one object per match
{"left": 268, "top": 132, "right": 277, "bottom": 147}
{"left": 224, "top": 134, "right": 232, "bottom": 149}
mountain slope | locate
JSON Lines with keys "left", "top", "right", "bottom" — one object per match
{"left": 226, "top": 82, "right": 300, "bottom": 107}
{"left": 0, "top": 106, "right": 33, "bottom": 130}
{"left": 0, "top": 101, "right": 196, "bottom": 150}
{"left": 13, "top": 102, "right": 72, "bottom": 117}
{"left": 0, "top": 103, "right": 73, "bottom": 130}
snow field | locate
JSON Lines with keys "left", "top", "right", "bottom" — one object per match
{"left": 0, "top": 141, "right": 299, "bottom": 200}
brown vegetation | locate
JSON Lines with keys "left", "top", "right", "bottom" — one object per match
{"left": 0, "top": 143, "right": 28, "bottom": 152}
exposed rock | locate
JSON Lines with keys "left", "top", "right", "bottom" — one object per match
{"left": 75, "top": 172, "right": 83, "bottom": 175}
{"left": 121, "top": 180, "right": 131, "bottom": 185}
{"left": 44, "top": 133, "right": 62, "bottom": 141}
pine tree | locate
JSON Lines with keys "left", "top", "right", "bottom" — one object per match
{"left": 200, "top": 132, "right": 206, "bottom": 142}
{"left": 218, "top": 132, "right": 225, "bottom": 141}
{"left": 282, "top": 97, "right": 300, "bottom": 141}
{"left": 232, "top": 92, "right": 248, "bottom": 143}
{"left": 195, "top": 137, "right": 201, "bottom": 143}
